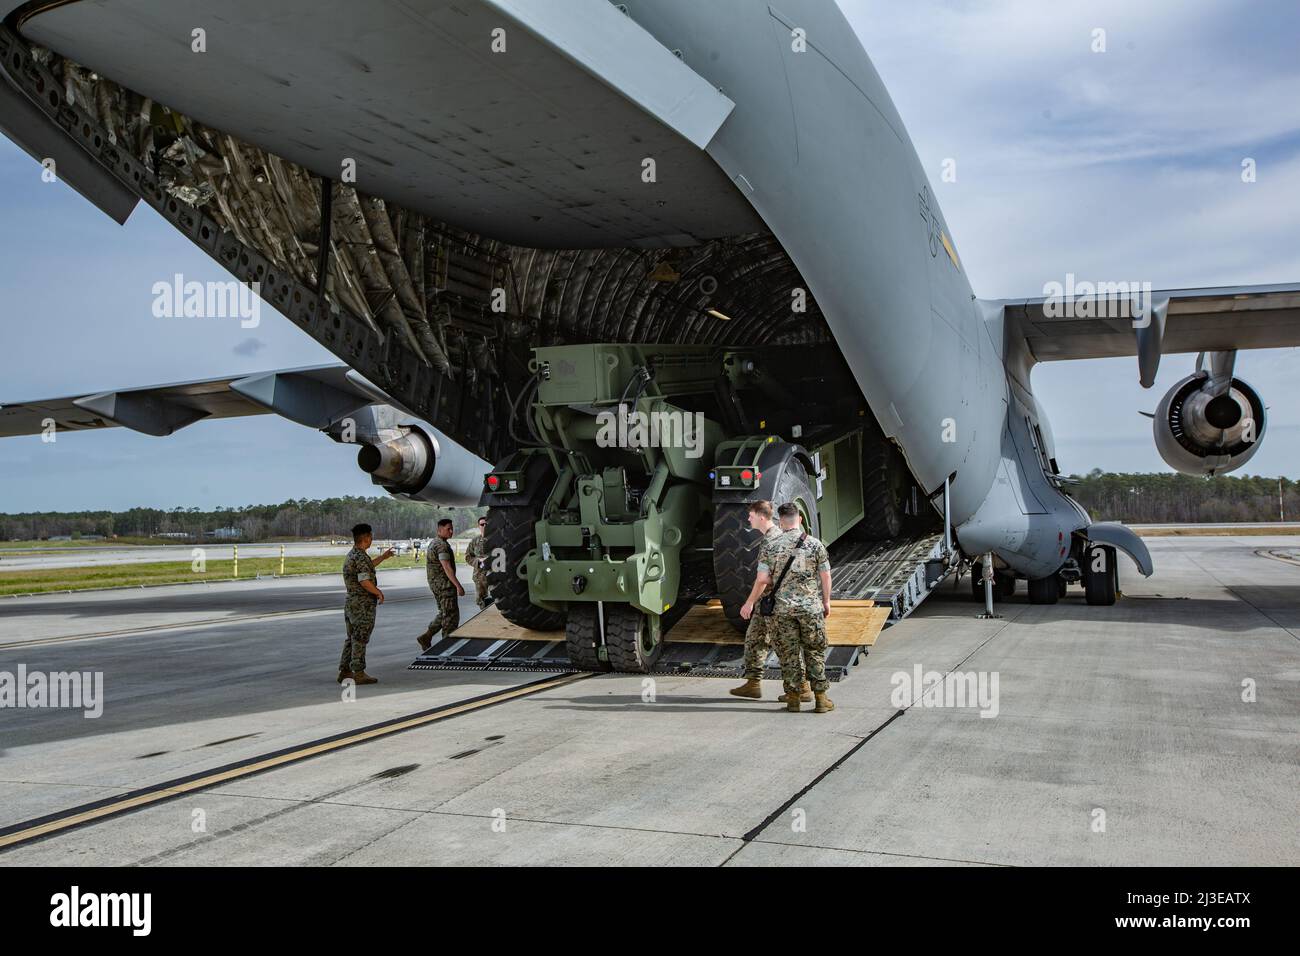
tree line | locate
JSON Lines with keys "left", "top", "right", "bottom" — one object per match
{"left": 1066, "top": 471, "right": 1296, "bottom": 524}
{"left": 2, "top": 472, "right": 1296, "bottom": 542}
{"left": 0, "top": 496, "right": 483, "bottom": 542}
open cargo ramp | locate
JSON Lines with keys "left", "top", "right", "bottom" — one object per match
{"left": 410, "top": 532, "right": 954, "bottom": 677}
{"left": 410, "top": 602, "right": 886, "bottom": 680}
{"left": 409, "top": 531, "right": 955, "bottom": 679}
{"left": 829, "top": 532, "right": 952, "bottom": 620}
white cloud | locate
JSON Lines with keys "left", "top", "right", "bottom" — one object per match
{"left": 838, "top": 0, "right": 1300, "bottom": 476}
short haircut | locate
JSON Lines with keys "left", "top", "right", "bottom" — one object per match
{"left": 351, "top": 523, "right": 372, "bottom": 540}
{"left": 477, "top": 516, "right": 487, "bottom": 524}
{"left": 748, "top": 500, "right": 773, "bottom": 519}
{"left": 776, "top": 502, "right": 800, "bottom": 519}
{"left": 437, "top": 518, "right": 454, "bottom": 529}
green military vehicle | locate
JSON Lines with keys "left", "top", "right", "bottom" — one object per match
{"left": 479, "top": 342, "right": 923, "bottom": 673}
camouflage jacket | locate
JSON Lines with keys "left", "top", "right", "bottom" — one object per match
{"left": 342, "top": 546, "right": 377, "bottom": 605}
{"left": 756, "top": 523, "right": 782, "bottom": 596}
{"left": 757, "top": 528, "right": 830, "bottom": 615}
{"left": 464, "top": 530, "right": 490, "bottom": 567}
{"left": 426, "top": 536, "right": 457, "bottom": 591}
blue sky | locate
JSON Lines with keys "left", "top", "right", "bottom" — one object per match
{"left": 1, "top": 0, "right": 1298, "bottom": 512}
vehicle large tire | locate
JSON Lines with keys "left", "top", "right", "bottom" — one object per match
{"left": 1027, "top": 574, "right": 1060, "bottom": 605}
{"left": 712, "top": 503, "right": 761, "bottom": 632}
{"left": 485, "top": 503, "right": 565, "bottom": 631}
{"left": 713, "top": 461, "right": 818, "bottom": 630}
{"left": 1084, "top": 545, "right": 1118, "bottom": 606}
{"left": 563, "top": 603, "right": 609, "bottom": 672}
{"left": 859, "top": 437, "right": 910, "bottom": 540}
{"left": 603, "top": 603, "right": 663, "bottom": 672}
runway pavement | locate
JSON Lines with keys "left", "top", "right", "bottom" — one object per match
{"left": 0, "top": 536, "right": 1296, "bottom": 865}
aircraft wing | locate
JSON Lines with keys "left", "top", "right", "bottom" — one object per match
{"left": 0, "top": 364, "right": 374, "bottom": 438}
{"left": 1003, "top": 282, "right": 1300, "bottom": 376}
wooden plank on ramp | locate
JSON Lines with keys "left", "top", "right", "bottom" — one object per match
{"left": 453, "top": 601, "right": 890, "bottom": 648}
{"left": 666, "top": 602, "right": 890, "bottom": 647}
{"left": 452, "top": 605, "right": 561, "bottom": 641}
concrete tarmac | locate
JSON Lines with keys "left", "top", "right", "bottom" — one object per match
{"left": 0, "top": 536, "right": 1296, "bottom": 866}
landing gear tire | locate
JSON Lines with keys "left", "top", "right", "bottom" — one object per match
{"left": 713, "top": 462, "right": 818, "bottom": 631}
{"left": 997, "top": 572, "right": 1017, "bottom": 596}
{"left": 860, "top": 438, "right": 909, "bottom": 540}
{"left": 564, "top": 603, "right": 610, "bottom": 672}
{"left": 485, "top": 503, "right": 565, "bottom": 632}
{"left": 603, "top": 604, "right": 663, "bottom": 672}
{"left": 1027, "top": 574, "right": 1060, "bottom": 605}
{"left": 1084, "top": 545, "right": 1118, "bottom": 606}
{"left": 1058, "top": 576, "right": 1068, "bottom": 597}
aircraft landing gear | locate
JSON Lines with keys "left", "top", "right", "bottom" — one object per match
{"left": 970, "top": 560, "right": 1008, "bottom": 602}
{"left": 1027, "top": 574, "right": 1060, "bottom": 605}
{"left": 973, "top": 553, "right": 1001, "bottom": 619}
{"left": 1084, "top": 545, "right": 1118, "bottom": 606}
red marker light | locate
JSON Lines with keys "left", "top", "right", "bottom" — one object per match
{"left": 486, "top": 475, "right": 500, "bottom": 489}
{"left": 741, "top": 469, "right": 754, "bottom": 483}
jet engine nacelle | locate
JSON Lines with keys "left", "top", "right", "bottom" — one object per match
{"left": 1153, "top": 372, "right": 1266, "bottom": 476}
{"left": 356, "top": 423, "right": 489, "bottom": 506}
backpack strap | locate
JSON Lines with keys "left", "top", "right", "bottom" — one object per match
{"left": 770, "top": 532, "right": 807, "bottom": 597}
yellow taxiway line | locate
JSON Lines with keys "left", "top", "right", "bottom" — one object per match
{"left": 0, "top": 671, "right": 591, "bottom": 852}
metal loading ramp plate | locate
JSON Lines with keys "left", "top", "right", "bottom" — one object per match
{"left": 830, "top": 532, "right": 949, "bottom": 621}
{"left": 409, "top": 602, "right": 889, "bottom": 680}
{"left": 408, "top": 608, "right": 570, "bottom": 673}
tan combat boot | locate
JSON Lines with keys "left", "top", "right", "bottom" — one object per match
{"left": 799, "top": 681, "right": 814, "bottom": 703}
{"left": 415, "top": 627, "right": 434, "bottom": 652}
{"left": 336, "top": 669, "right": 352, "bottom": 684}
{"left": 813, "top": 691, "right": 835, "bottom": 713}
{"left": 785, "top": 690, "right": 800, "bottom": 713}
{"left": 350, "top": 671, "right": 378, "bottom": 685}
{"left": 729, "top": 679, "right": 763, "bottom": 699}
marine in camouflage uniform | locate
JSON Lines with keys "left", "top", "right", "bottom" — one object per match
{"left": 419, "top": 533, "right": 460, "bottom": 647}
{"left": 759, "top": 527, "right": 833, "bottom": 709}
{"left": 464, "top": 526, "right": 491, "bottom": 609}
{"left": 742, "top": 522, "right": 789, "bottom": 681}
{"left": 338, "top": 545, "right": 378, "bottom": 677}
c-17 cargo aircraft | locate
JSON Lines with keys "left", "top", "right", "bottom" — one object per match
{"left": 2, "top": 0, "right": 1297, "bottom": 671}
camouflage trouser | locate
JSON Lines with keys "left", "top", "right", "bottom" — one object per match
{"left": 742, "top": 613, "right": 797, "bottom": 681}
{"left": 339, "top": 599, "right": 377, "bottom": 673}
{"left": 427, "top": 587, "right": 460, "bottom": 639}
{"left": 472, "top": 568, "right": 490, "bottom": 609}
{"left": 774, "top": 612, "right": 829, "bottom": 693}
